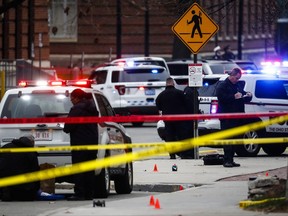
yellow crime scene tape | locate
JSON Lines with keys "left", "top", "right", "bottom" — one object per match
{"left": 0, "top": 114, "right": 287, "bottom": 188}
{"left": 0, "top": 137, "right": 287, "bottom": 153}
{"left": 239, "top": 197, "right": 286, "bottom": 208}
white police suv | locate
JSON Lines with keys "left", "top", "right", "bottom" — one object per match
{"left": 0, "top": 80, "right": 133, "bottom": 198}
{"left": 89, "top": 63, "right": 170, "bottom": 126}
{"left": 198, "top": 73, "right": 288, "bottom": 157}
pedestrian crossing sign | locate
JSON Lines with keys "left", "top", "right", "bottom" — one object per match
{"left": 171, "top": 3, "right": 219, "bottom": 54}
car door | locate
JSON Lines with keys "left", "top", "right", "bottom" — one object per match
{"left": 93, "top": 92, "right": 128, "bottom": 168}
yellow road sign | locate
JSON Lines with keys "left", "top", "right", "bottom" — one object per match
{"left": 172, "top": 3, "right": 219, "bottom": 54}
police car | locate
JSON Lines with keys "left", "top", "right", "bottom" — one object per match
{"left": 89, "top": 63, "right": 170, "bottom": 126}
{"left": 0, "top": 80, "right": 133, "bottom": 198}
{"left": 199, "top": 73, "right": 288, "bottom": 157}
{"left": 158, "top": 73, "right": 288, "bottom": 157}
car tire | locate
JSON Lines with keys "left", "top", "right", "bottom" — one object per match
{"left": 262, "top": 144, "right": 287, "bottom": 156}
{"left": 235, "top": 130, "right": 261, "bottom": 157}
{"left": 114, "top": 163, "right": 133, "bottom": 194}
{"left": 93, "top": 166, "right": 110, "bottom": 198}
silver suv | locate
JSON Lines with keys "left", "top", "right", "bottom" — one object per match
{"left": 89, "top": 64, "right": 169, "bottom": 126}
{"left": 0, "top": 80, "right": 133, "bottom": 198}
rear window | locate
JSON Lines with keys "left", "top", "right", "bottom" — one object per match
{"left": 112, "top": 68, "right": 169, "bottom": 82}
{"left": 198, "top": 79, "right": 245, "bottom": 96}
{"left": 129, "top": 60, "right": 166, "bottom": 68}
{"left": 168, "top": 64, "right": 189, "bottom": 76}
{"left": 208, "top": 63, "right": 239, "bottom": 74}
{"left": 236, "top": 62, "right": 258, "bottom": 71}
{"left": 89, "top": 70, "right": 107, "bottom": 84}
{"left": 198, "top": 79, "right": 220, "bottom": 96}
{"left": 1, "top": 93, "right": 72, "bottom": 118}
{"left": 255, "top": 80, "right": 288, "bottom": 99}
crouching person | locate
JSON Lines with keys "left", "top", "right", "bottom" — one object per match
{"left": 0, "top": 135, "right": 40, "bottom": 201}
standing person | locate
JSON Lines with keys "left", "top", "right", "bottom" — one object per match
{"left": 0, "top": 135, "right": 40, "bottom": 201}
{"left": 222, "top": 45, "right": 235, "bottom": 60}
{"left": 156, "top": 77, "right": 187, "bottom": 159}
{"left": 182, "top": 86, "right": 200, "bottom": 159}
{"left": 63, "top": 89, "right": 99, "bottom": 200}
{"left": 216, "top": 68, "right": 252, "bottom": 167}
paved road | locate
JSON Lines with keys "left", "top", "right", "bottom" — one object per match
{"left": 1, "top": 124, "right": 287, "bottom": 216}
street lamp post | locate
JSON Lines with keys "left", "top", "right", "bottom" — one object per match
{"left": 39, "top": 33, "right": 43, "bottom": 78}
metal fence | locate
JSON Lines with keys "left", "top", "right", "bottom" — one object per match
{"left": 0, "top": 59, "right": 56, "bottom": 100}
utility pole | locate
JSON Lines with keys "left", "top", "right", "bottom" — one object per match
{"left": 116, "top": 0, "right": 122, "bottom": 59}
{"left": 144, "top": 0, "right": 150, "bottom": 56}
{"left": 237, "top": 0, "right": 243, "bottom": 60}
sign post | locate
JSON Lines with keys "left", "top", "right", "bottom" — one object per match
{"left": 171, "top": 3, "right": 219, "bottom": 159}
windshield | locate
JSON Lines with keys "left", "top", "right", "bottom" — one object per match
{"left": 1, "top": 93, "right": 72, "bottom": 118}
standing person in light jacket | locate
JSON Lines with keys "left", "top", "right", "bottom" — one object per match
{"left": 64, "top": 89, "right": 99, "bottom": 200}
{"left": 216, "top": 68, "right": 252, "bottom": 168}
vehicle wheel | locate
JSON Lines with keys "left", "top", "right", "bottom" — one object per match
{"left": 262, "top": 144, "right": 287, "bottom": 156}
{"left": 132, "top": 122, "right": 143, "bottom": 127}
{"left": 235, "top": 130, "right": 261, "bottom": 157}
{"left": 114, "top": 163, "right": 133, "bottom": 194}
{"left": 94, "top": 166, "right": 110, "bottom": 198}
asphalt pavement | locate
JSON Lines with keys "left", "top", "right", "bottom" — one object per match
{"left": 39, "top": 154, "right": 288, "bottom": 216}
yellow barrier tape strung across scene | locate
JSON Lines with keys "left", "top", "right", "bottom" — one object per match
{"left": 0, "top": 115, "right": 287, "bottom": 187}
{"left": 239, "top": 197, "right": 286, "bottom": 208}
{"left": 0, "top": 137, "right": 288, "bottom": 153}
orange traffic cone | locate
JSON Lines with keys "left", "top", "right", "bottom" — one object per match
{"left": 154, "top": 198, "right": 161, "bottom": 209}
{"left": 149, "top": 195, "right": 155, "bottom": 206}
{"left": 153, "top": 164, "right": 158, "bottom": 172}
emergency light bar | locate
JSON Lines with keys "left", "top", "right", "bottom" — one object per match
{"left": 18, "top": 79, "right": 94, "bottom": 88}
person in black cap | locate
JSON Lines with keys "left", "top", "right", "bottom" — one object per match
{"left": 0, "top": 135, "right": 40, "bottom": 201}
{"left": 64, "top": 88, "right": 99, "bottom": 200}
{"left": 222, "top": 45, "right": 235, "bottom": 60}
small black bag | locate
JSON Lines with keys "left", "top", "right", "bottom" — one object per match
{"left": 203, "top": 154, "right": 224, "bottom": 165}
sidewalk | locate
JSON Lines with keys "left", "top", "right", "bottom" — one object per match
{"left": 45, "top": 156, "right": 288, "bottom": 216}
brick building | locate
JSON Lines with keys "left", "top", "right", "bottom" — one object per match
{"left": 0, "top": 0, "right": 282, "bottom": 71}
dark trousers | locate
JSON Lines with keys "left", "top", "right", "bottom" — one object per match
{"left": 220, "top": 119, "right": 244, "bottom": 164}
{"left": 165, "top": 121, "right": 187, "bottom": 157}
{"left": 72, "top": 150, "right": 97, "bottom": 198}
{"left": 223, "top": 145, "right": 235, "bottom": 163}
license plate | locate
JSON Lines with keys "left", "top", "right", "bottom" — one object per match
{"left": 32, "top": 130, "right": 53, "bottom": 141}
{"left": 145, "top": 89, "right": 155, "bottom": 95}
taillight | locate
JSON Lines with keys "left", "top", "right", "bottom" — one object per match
{"left": 210, "top": 99, "right": 218, "bottom": 114}
{"left": 115, "top": 85, "right": 126, "bottom": 95}
{"left": 18, "top": 81, "right": 27, "bottom": 87}
{"left": 49, "top": 80, "right": 65, "bottom": 86}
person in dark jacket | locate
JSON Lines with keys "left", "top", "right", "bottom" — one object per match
{"left": 216, "top": 68, "right": 252, "bottom": 167}
{"left": 222, "top": 45, "right": 235, "bottom": 60}
{"left": 156, "top": 77, "right": 187, "bottom": 159}
{"left": 0, "top": 135, "right": 40, "bottom": 201}
{"left": 63, "top": 88, "right": 99, "bottom": 200}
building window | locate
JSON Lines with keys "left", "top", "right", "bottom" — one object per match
{"left": 48, "top": 0, "right": 78, "bottom": 42}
